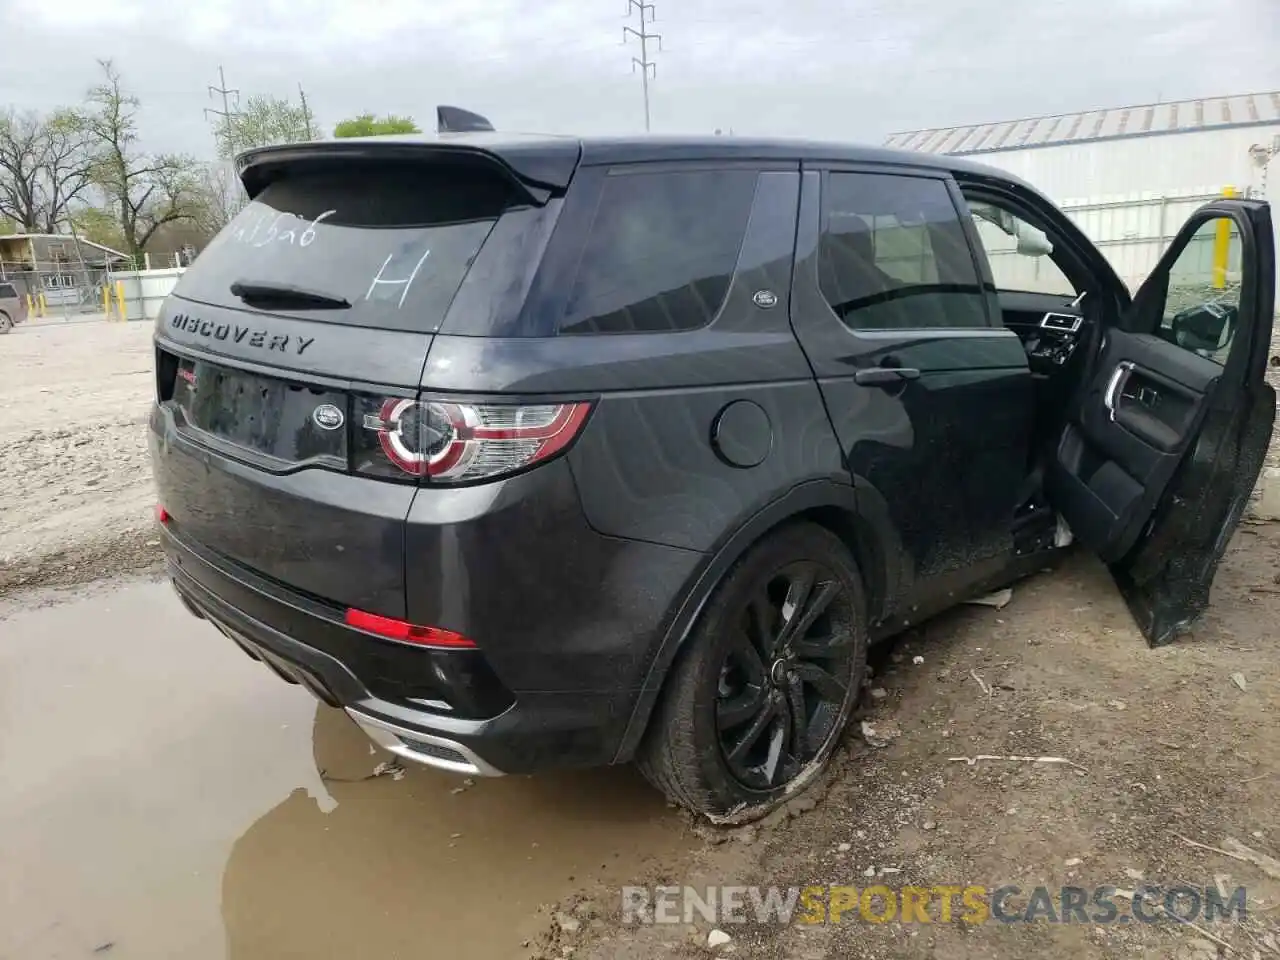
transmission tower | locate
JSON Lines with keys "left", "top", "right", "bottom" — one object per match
{"left": 298, "top": 83, "right": 316, "bottom": 140}
{"left": 204, "top": 66, "right": 240, "bottom": 148}
{"left": 623, "top": 0, "right": 661, "bottom": 132}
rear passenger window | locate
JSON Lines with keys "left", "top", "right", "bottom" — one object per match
{"left": 559, "top": 168, "right": 757, "bottom": 334}
{"left": 819, "top": 173, "right": 987, "bottom": 330}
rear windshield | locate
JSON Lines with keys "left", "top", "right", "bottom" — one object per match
{"left": 0, "top": 283, "right": 17, "bottom": 299}
{"left": 173, "top": 162, "right": 519, "bottom": 332}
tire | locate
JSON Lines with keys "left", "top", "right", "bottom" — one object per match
{"left": 637, "top": 522, "right": 868, "bottom": 821}
{"left": 0, "top": 312, "right": 11, "bottom": 334}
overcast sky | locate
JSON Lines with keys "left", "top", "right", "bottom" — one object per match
{"left": 2, "top": 0, "right": 1277, "bottom": 157}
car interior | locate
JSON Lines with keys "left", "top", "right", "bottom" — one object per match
{"left": 953, "top": 192, "right": 1102, "bottom": 548}
{"left": 963, "top": 190, "right": 1247, "bottom": 567}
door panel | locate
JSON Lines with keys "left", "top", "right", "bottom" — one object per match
{"left": 1050, "top": 200, "right": 1277, "bottom": 645}
{"left": 1105, "top": 356, "right": 1208, "bottom": 453}
{"left": 1049, "top": 330, "right": 1219, "bottom": 560}
{"left": 790, "top": 167, "right": 1033, "bottom": 629}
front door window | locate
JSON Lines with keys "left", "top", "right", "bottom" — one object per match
{"left": 965, "top": 200, "right": 1077, "bottom": 298}
{"left": 1157, "top": 216, "right": 1243, "bottom": 365}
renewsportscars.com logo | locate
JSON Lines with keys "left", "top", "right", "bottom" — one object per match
{"left": 621, "top": 884, "right": 1249, "bottom": 926}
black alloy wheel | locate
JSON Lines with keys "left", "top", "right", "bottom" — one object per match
{"left": 637, "top": 523, "right": 868, "bottom": 820}
{"left": 715, "top": 559, "right": 858, "bottom": 792}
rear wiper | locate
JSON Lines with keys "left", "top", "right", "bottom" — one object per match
{"left": 230, "top": 280, "right": 351, "bottom": 310}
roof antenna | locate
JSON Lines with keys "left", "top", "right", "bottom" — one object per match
{"left": 437, "top": 106, "right": 495, "bottom": 133}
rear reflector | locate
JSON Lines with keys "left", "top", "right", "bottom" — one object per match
{"left": 156, "top": 505, "right": 171, "bottom": 525}
{"left": 344, "top": 608, "right": 476, "bottom": 648}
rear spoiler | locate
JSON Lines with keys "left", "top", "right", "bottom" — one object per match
{"left": 437, "top": 105, "right": 495, "bottom": 133}
{"left": 235, "top": 106, "right": 581, "bottom": 203}
{"left": 236, "top": 147, "right": 575, "bottom": 208}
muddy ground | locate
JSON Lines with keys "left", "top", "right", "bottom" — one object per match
{"left": 1, "top": 319, "right": 1278, "bottom": 960}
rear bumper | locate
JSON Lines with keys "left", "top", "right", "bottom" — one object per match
{"left": 162, "top": 509, "right": 701, "bottom": 775}
{"left": 180, "top": 560, "right": 500, "bottom": 776}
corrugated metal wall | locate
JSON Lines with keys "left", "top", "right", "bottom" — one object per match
{"left": 1066, "top": 190, "right": 1227, "bottom": 290}
{"left": 965, "top": 124, "right": 1280, "bottom": 293}
{"left": 979, "top": 190, "right": 1240, "bottom": 293}
{"left": 962, "top": 126, "right": 1277, "bottom": 197}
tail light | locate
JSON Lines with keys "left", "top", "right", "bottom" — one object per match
{"left": 354, "top": 398, "right": 591, "bottom": 484}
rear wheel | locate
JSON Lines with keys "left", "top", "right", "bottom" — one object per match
{"left": 637, "top": 523, "right": 868, "bottom": 821}
{"left": 0, "top": 312, "right": 11, "bottom": 334}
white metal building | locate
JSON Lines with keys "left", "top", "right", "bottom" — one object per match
{"left": 885, "top": 92, "right": 1280, "bottom": 291}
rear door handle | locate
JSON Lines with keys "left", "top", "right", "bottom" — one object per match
{"left": 854, "top": 366, "right": 922, "bottom": 386}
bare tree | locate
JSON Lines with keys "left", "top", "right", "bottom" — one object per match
{"left": 0, "top": 108, "right": 96, "bottom": 233}
{"left": 79, "top": 60, "right": 204, "bottom": 259}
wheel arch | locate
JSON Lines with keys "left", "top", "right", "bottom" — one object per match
{"left": 612, "top": 476, "right": 899, "bottom": 763}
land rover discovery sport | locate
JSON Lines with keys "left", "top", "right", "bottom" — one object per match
{"left": 151, "top": 121, "right": 1276, "bottom": 819}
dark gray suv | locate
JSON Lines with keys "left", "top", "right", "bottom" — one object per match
{"left": 150, "top": 122, "right": 1276, "bottom": 820}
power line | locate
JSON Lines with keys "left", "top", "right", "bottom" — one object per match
{"left": 204, "top": 65, "right": 240, "bottom": 144}
{"left": 623, "top": 0, "right": 661, "bottom": 132}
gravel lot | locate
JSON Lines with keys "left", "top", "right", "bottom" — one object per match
{"left": 0, "top": 319, "right": 159, "bottom": 594}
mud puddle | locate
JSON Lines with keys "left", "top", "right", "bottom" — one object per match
{"left": 0, "top": 580, "right": 690, "bottom": 959}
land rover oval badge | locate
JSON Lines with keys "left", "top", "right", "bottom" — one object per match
{"left": 753, "top": 289, "right": 778, "bottom": 309}
{"left": 312, "top": 403, "right": 345, "bottom": 431}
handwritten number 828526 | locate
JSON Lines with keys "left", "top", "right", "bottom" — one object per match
{"left": 232, "top": 210, "right": 338, "bottom": 249}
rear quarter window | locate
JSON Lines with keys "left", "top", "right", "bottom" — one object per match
{"left": 0, "top": 283, "right": 18, "bottom": 299}
{"left": 558, "top": 167, "right": 757, "bottom": 335}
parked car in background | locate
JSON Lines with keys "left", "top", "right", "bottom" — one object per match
{"left": 149, "top": 120, "right": 1275, "bottom": 821}
{"left": 0, "top": 282, "right": 28, "bottom": 333}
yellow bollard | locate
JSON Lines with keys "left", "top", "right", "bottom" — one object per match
{"left": 36, "top": 292, "right": 46, "bottom": 318}
{"left": 1212, "top": 185, "right": 1237, "bottom": 289}
{"left": 102, "top": 285, "right": 111, "bottom": 319}
{"left": 115, "top": 281, "right": 127, "bottom": 321}
{"left": 25, "top": 293, "right": 33, "bottom": 315}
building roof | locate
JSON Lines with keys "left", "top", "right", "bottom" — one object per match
{"left": 884, "top": 91, "right": 1280, "bottom": 157}
{"left": 0, "top": 232, "right": 128, "bottom": 260}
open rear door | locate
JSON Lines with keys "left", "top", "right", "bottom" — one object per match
{"left": 1047, "top": 199, "right": 1276, "bottom": 646}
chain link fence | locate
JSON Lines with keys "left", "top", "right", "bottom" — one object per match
{"left": 0, "top": 247, "right": 193, "bottom": 321}
{"left": 0, "top": 257, "right": 109, "bottom": 319}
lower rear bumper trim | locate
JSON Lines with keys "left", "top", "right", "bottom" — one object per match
{"left": 346, "top": 709, "right": 507, "bottom": 777}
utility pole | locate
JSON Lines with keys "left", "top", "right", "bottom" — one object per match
{"left": 298, "top": 83, "right": 316, "bottom": 140}
{"left": 623, "top": 0, "right": 661, "bottom": 132}
{"left": 204, "top": 65, "right": 240, "bottom": 151}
